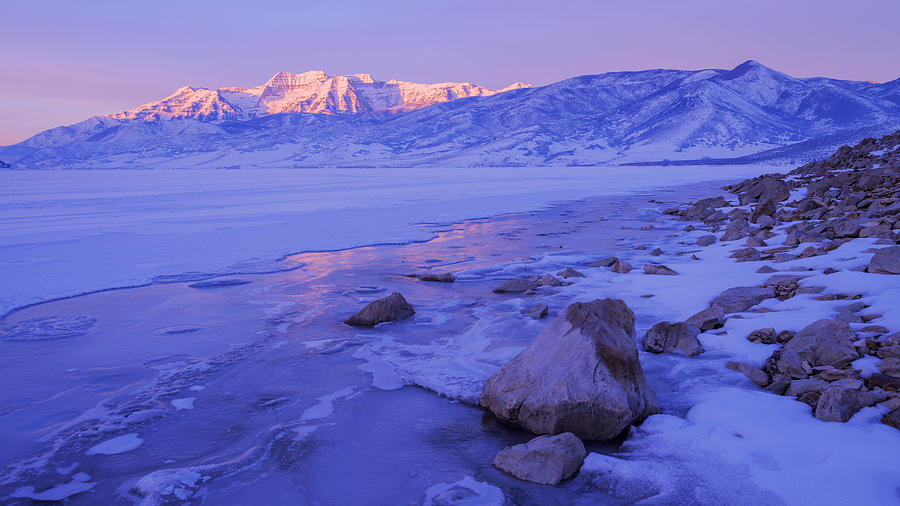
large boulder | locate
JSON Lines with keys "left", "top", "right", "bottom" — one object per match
{"left": 738, "top": 176, "right": 790, "bottom": 205}
{"left": 711, "top": 286, "right": 775, "bottom": 313}
{"left": 491, "top": 433, "right": 586, "bottom": 485}
{"left": 344, "top": 292, "right": 415, "bottom": 327}
{"left": 765, "top": 319, "right": 860, "bottom": 380}
{"left": 868, "top": 246, "right": 900, "bottom": 275}
{"left": 641, "top": 322, "right": 703, "bottom": 356}
{"left": 481, "top": 299, "right": 658, "bottom": 441}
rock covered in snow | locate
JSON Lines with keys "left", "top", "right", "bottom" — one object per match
{"left": 481, "top": 299, "right": 658, "bottom": 440}
{"left": 491, "top": 432, "right": 586, "bottom": 485}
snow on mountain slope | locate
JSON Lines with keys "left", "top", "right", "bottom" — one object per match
{"left": 2, "top": 61, "right": 899, "bottom": 168}
{"left": 110, "top": 70, "right": 530, "bottom": 122}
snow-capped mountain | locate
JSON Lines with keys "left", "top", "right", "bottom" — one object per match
{"left": 108, "top": 70, "right": 531, "bottom": 122}
{"left": 3, "top": 61, "right": 899, "bottom": 168}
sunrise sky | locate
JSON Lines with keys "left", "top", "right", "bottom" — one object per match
{"left": 2, "top": 0, "right": 899, "bottom": 145}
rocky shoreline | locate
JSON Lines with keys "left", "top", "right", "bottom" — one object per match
{"left": 349, "top": 131, "right": 900, "bottom": 492}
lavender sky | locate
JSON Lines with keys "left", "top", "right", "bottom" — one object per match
{"left": 2, "top": 0, "right": 899, "bottom": 146}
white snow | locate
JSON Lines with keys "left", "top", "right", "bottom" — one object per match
{"left": 171, "top": 397, "right": 195, "bottom": 410}
{"left": 11, "top": 473, "right": 95, "bottom": 501}
{"left": 85, "top": 433, "right": 143, "bottom": 455}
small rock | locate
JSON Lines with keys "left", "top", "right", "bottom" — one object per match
{"left": 557, "top": 267, "right": 585, "bottom": 279}
{"left": 747, "top": 328, "right": 777, "bottom": 345}
{"left": 868, "top": 246, "right": 900, "bottom": 274}
{"left": 491, "top": 433, "right": 586, "bottom": 485}
{"left": 494, "top": 278, "right": 536, "bottom": 293}
{"left": 814, "top": 366, "right": 861, "bottom": 382}
{"left": 711, "top": 286, "right": 775, "bottom": 313}
{"left": 785, "top": 378, "right": 828, "bottom": 397}
{"left": 641, "top": 322, "right": 704, "bottom": 356}
{"left": 588, "top": 257, "right": 618, "bottom": 267}
{"left": 696, "top": 235, "right": 717, "bottom": 247}
{"left": 536, "top": 274, "right": 562, "bottom": 287}
{"left": 344, "top": 292, "right": 415, "bottom": 327}
{"left": 419, "top": 272, "right": 455, "bottom": 283}
{"left": 686, "top": 306, "right": 726, "bottom": 331}
{"left": 640, "top": 224, "right": 654, "bottom": 231}
{"left": 731, "top": 247, "right": 761, "bottom": 262}
{"left": 726, "top": 361, "right": 769, "bottom": 387}
{"left": 776, "top": 330, "right": 795, "bottom": 343}
{"left": 526, "top": 303, "right": 549, "bottom": 319}
{"left": 756, "top": 265, "right": 777, "bottom": 273}
{"left": 815, "top": 383, "right": 887, "bottom": 422}
{"left": 611, "top": 261, "right": 633, "bottom": 274}
{"left": 643, "top": 264, "right": 678, "bottom": 275}
{"left": 883, "top": 408, "right": 900, "bottom": 431}
{"left": 878, "top": 358, "right": 900, "bottom": 377}
{"left": 649, "top": 248, "right": 664, "bottom": 256}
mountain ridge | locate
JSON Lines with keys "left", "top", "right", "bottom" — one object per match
{"left": 3, "top": 61, "right": 899, "bottom": 168}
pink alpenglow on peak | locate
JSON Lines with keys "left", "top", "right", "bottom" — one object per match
{"left": 110, "top": 71, "right": 533, "bottom": 122}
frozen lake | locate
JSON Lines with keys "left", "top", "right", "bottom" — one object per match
{"left": 0, "top": 165, "right": 778, "bottom": 317}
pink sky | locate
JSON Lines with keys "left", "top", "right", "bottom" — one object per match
{"left": 2, "top": 0, "right": 899, "bottom": 146}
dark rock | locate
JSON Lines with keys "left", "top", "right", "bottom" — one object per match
{"left": 730, "top": 247, "right": 761, "bottom": 262}
{"left": 526, "top": 303, "right": 549, "bottom": 319}
{"left": 867, "top": 246, "right": 900, "bottom": 274}
{"left": 738, "top": 176, "right": 790, "bottom": 206}
{"left": 815, "top": 382, "right": 887, "bottom": 422}
{"left": 711, "top": 286, "right": 775, "bottom": 313}
{"left": 785, "top": 378, "right": 828, "bottom": 397}
{"left": 883, "top": 407, "right": 900, "bottom": 431}
{"left": 557, "top": 267, "right": 585, "bottom": 279}
{"left": 481, "top": 299, "right": 659, "bottom": 441}
{"left": 611, "top": 261, "right": 633, "bottom": 274}
{"left": 419, "top": 272, "right": 455, "bottom": 283}
{"left": 649, "top": 248, "right": 664, "bottom": 256}
{"left": 536, "top": 274, "right": 562, "bottom": 287}
{"left": 641, "top": 322, "right": 703, "bottom": 356}
{"left": 686, "top": 306, "right": 726, "bottom": 331}
{"left": 344, "top": 292, "right": 415, "bottom": 327}
{"left": 696, "top": 234, "right": 717, "bottom": 246}
{"left": 492, "top": 433, "right": 586, "bottom": 485}
{"left": 494, "top": 278, "right": 536, "bottom": 293}
{"left": 750, "top": 198, "right": 777, "bottom": 223}
{"left": 588, "top": 257, "right": 618, "bottom": 268}
{"left": 643, "top": 264, "right": 678, "bottom": 275}
{"left": 747, "top": 328, "right": 777, "bottom": 345}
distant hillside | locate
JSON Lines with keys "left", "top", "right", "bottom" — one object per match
{"left": 2, "top": 61, "right": 899, "bottom": 169}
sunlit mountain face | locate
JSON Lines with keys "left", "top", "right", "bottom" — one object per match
{"left": 2, "top": 61, "right": 898, "bottom": 169}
